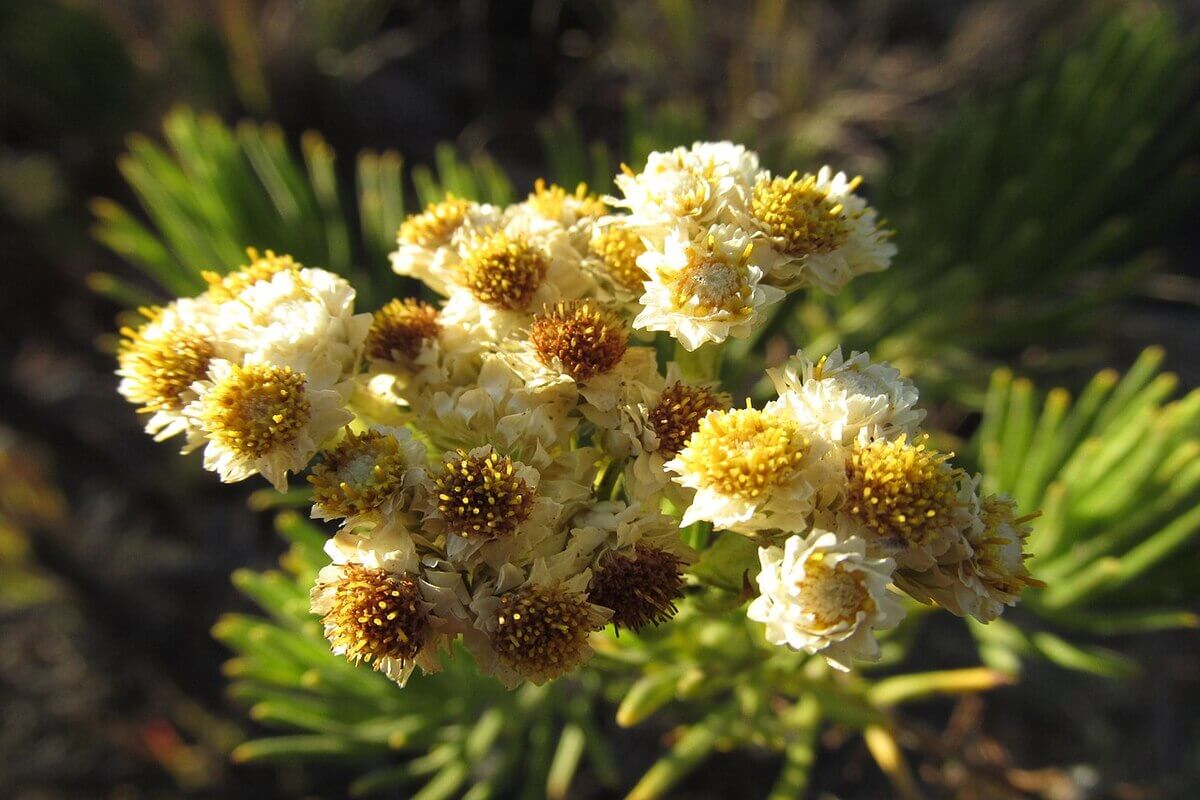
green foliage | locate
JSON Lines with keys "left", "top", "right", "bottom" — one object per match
{"left": 968, "top": 347, "right": 1200, "bottom": 675}
{"left": 90, "top": 108, "right": 513, "bottom": 310}
{"left": 774, "top": 10, "right": 1198, "bottom": 402}
{"left": 216, "top": 512, "right": 617, "bottom": 799}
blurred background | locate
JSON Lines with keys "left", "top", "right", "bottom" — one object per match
{"left": 2, "top": 1, "right": 1199, "bottom": 798}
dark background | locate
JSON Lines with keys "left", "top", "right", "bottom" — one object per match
{"left": 2, "top": 2, "right": 1198, "bottom": 798}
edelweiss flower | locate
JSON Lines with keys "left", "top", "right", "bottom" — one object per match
{"left": 567, "top": 502, "right": 695, "bottom": 632}
{"left": 213, "top": 265, "right": 371, "bottom": 379}
{"left": 117, "top": 298, "right": 222, "bottom": 450}
{"left": 896, "top": 494, "right": 1042, "bottom": 621}
{"left": 610, "top": 141, "right": 758, "bottom": 228}
{"left": 748, "top": 529, "right": 904, "bottom": 671}
{"left": 308, "top": 425, "right": 427, "bottom": 529}
{"left": 769, "top": 348, "right": 924, "bottom": 445}
{"left": 390, "top": 194, "right": 503, "bottom": 294}
{"left": 840, "top": 435, "right": 980, "bottom": 570}
{"left": 311, "top": 528, "right": 443, "bottom": 686}
{"left": 186, "top": 358, "right": 351, "bottom": 491}
{"left": 666, "top": 403, "right": 831, "bottom": 532}
{"left": 750, "top": 167, "right": 895, "bottom": 293}
{"left": 468, "top": 560, "right": 610, "bottom": 687}
{"left": 633, "top": 224, "right": 784, "bottom": 351}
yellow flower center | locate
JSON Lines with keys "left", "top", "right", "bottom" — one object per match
{"left": 493, "top": 584, "right": 596, "bottom": 682}
{"left": 751, "top": 173, "right": 850, "bottom": 257}
{"left": 676, "top": 407, "right": 811, "bottom": 500}
{"left": 119, "top": 316, "right": 214, "bottom": 412}
{"left": 433, "top": 449, "right": 536, "bottom": 540}
{"left": 667, "top": 236, "right": 755, "bottom": 316}
{"left": 588, "top": 543, "right": 685, "bottom": 632}
{"left": 797, "top": 555, "right": 873, "bottom": 629}
{"left": 458, "top": 232, "right": 548, "bottom": 310}
{"left": 308, "top": 430, "right": 412, "bottom": 518}
{"left": 589, "top": 224, "right": 647, "bottom": 292}
{"left": 200, "top": 364, "right": 311, "bottom": 459}
{"left": 366, "top": 298, "right": 440, "bottom": 362}
{"left": 529, "top": 300, "right": 628, "bottom": 381}
{"left": 397, "top": 194, "right": 472, "bottom": 247}
{"left": 844, "top": 435, "right": 960, "bottom": 546}
{"left": 649, "top": 381, "right": 727, "bottom": 457}
{"left": 321, "top": 564, "right": 428, "bottom": 667}
{"left": 202, "top": 248, "right": 299, "bottom": 302}
{"left": 527, "top": 178, "right": 607, "bottom": 220}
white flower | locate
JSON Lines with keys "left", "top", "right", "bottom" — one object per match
{"left": 186, "top": 358, "right": 352, "bottom": 491}
{"left": 390, "top": 195, "right": 503, "bottom": 295}
{"left": 311, "top": 527, "right": 445, "bottom": 686}
{"left": 747, "top": 530, "right": 904, "bottom": 671}
{"left": 610, "top": 141, "right": 758, "bottom": 228}
{"left": 769, "top": 348, "right": 924, "bottom": 445}
{"left": 466, "top": 559, "right": 609, "bottom": 687}
{"left": 116, "top": 297, "right": 224, "bottom": 451}
{"left": 308, "top": 425, "right": 428, "bottom": 530}
{"left": 750, "top": 167, "right": 895, "bottom": 294}
{"left": 213, "top": 266, "right": 371, "bottom": 379}
{"left": 666, "top": 403, "right": 834, "bottom": 533}
{"left": 633, "top": 223, "right": 784, "bottom": 351}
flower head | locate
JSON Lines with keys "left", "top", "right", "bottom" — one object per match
{"left": 529, "top": 300, "right": 628, "bottom": 382}
{"left": 365, "top": 298, "right": 440, "bottom": 363}
{"left": 188, "top": 359, "right": 351, "bottom": 490}
{"left": 748, "top": 530, "right": 903, "bottom": 671}
{"left": 202, "top": 249, "right": 299, "bottom": 302}
{"left": 308, "top": 426, "right": 427, "bottom": 525}
{"left": 668, "top": 404, "right": 826, "bottom": 531}
{"left": 634, "top": 224, "right": 784, "bottom": 350}
{"left": 431, "top": 447, "right": 537, "bottom": 541}
{"left": 489, "top": 582, "right": 604, "bottom": 685}
{"left": 751, "top": 167, "right": 895, "bottom": 294}
{"left": 588, "top": 220, "right": 648, "bottom": 294}
{"left": 842, "top": 435, "right": 978, "bottom": 569}
{"left": 316, "top": 564, "right": 430, "bottom": 671}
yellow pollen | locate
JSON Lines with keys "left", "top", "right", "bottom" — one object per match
{"left": 529, "top": 300, "right": 628, "bottom": 381}
{"left": 397, "top": 194, "right": 472, "bottom": 247}
{"left": 202, "top": 248, "right": 299, "bottom": 301}
{"left": 844, "top": 435, "right": 960, "bottom": 546}
{"left": 118, "top": 314, "right": 214, "bottom": 412}
{"left": 751, "top": 173, "right": 850, "bottom": 257}
{"left": 676, "top": 407, "right": 810, "bottom": 500}
{"left": 200, "top": 364, "right": 311, "bottom": 459}
{"left": 589, "top": 225, "right": 647, "bottom": 292}
{"left": 492, "top": 584, "right": 596, "bottom": 683}
{"left": 649, "top": 382, "right": 728, "bottom": 457}
{"left": 797, "top": 559, "right": 873, "bottom": 628}
{"left": 366, "top": 298, "right": 440, "bottom": 362}
{"left": 527, "top": 178, "right": 607, "bottom": 220}
{"left": 667, "top": 240, "right": 754, "bottom": 316}
{"left": 433, "top": 449, "right": 536, "bottom": 540}
{"left": 308, "top": 430, "right": 412, "bottom": 518}
{"left": 322, "top": 564, "right": 428, "bottom": 668}
{"left": 458, "top": 231, "right": 548, "bottom": 310}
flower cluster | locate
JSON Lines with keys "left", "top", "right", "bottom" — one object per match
{"left": 117, "top": 142, "right": 1037, "bottom": 684}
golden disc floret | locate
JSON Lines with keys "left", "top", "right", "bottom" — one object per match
{"left": 397, "top": 194, "right": 473, "bottom": 247}
{"left": 321, "top": 564, "right": 428, "bottom": 668}
{"left": 202, "top": 248, "right": 300, "bottom": 302}
{"left": 529, "top": 300, "right": 628, "bottom": 381}
{"left": 588, "top": 543, "right": 685, "bottom": 632}
{"left": 844, "top": 435, "right": 960, "bottom": 547}
{"left": 366, "top": 298, "right": 440, "bottom": 361}
{"left": 751, "top": 172, "right": 850, "bottom": 257}
{"left": 676, "top": 406, "right": 811, "bottom": 500}
{"left": 492, "top": 584, "right": 596, "bottom": 683}
{"left": 308, "top": 430, "right": 412, "bottom": 519}
{"left": 433, "top": 449, "right": 536, "bottom": 540}
{"left": 199, "top": 364, "right": 311, "bottom": 459}
{"left": 458, "top": 232, "right": 548, "bottom": 310}
{"left": 649, "top": 381, "right": 727, "bottom": 457}
{"left": 667, "top": 236, "right": 755, "bottom": 316}
{"left": 589, "top": 224, "right": 647, "bottom": 292}
{"left": 795, "top": 554, "right": 874, "bottom": 629}
{"left": 119, "top": 316, "right": 214, "bottom": 412}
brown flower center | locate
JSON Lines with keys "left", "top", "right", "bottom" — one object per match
{"left": 433, "top": 449, "right": 536, "bottom": 540}
{"left": 200, "top": 364, "right": 311, "bottom": 459}
{"left": 308, "top": 430, "right": 412, "bottom": 518}
{"left": 321, "top": 564, "right": 428, "bottom": 667}
{"left": 529, "top": 300, "right": 628, "bottom": 381}
{"left": 458, "top": 232, "right": 548, "bottom": 310}
{"left": 649, "top": 382, "right": 727, "bottom": 457}
{"left": 588, "top": 543, "right": 685, "bottom": 632}
{"left": 492, "top": 584, "right": 596, "bottom": 683}
{"left": 366, "top": 298, "right": 440, "bottom": 361}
